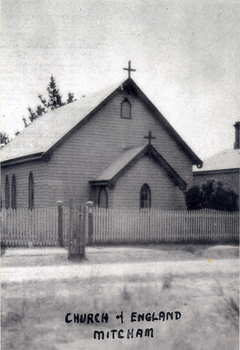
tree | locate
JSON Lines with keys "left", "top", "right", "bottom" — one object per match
{"left": 185, "top": 180, "right": 239, "bottom": 212}
{"left": 23, "top": 75, "right": 76, "bottom": 127}
{"left": 0, "top": 132, "right": 10, "bottom": 145}
{"left": 38, "top": 75, "right": 64, "bottom": 111}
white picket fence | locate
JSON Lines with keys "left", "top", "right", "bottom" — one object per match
{"left": 1, "top": 206, "right": 70, "bottom": 247}
{"left": 1, "top": 206, "right": 239, "bottom": 247}
{"left": 92, "top": 208, "right": 239, "bottom": 244}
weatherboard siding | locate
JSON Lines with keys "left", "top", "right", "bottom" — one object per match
{"left": 1, "top": 160, "right": 49, "bottom": 208}
{"left": 47, "top": 91, "right": 191, "bottom": 207}
{"left": 2, "top": 89, "right": 193, "bottom": 209}
{"left": 112, "top": 156, "right": 186, "bottom": 210}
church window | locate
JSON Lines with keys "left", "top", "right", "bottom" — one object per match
{"left": 11, "top": 174, "right": 17, "bottom": 209}
{"left": 121, "top": 98, "right": 131, "bottom": 119}
{"left": 98, "top": 187, "right": 108, "bottom": 208}
{"left": 140, "top": 183, "right": 151, "bottom": 209}
{"left": 28, "top": 172, "right": 34, "bottom": 209}
{"left": 5, "top": 175, "right": 10, "bottom": 209}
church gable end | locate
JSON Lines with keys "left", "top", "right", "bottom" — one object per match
{"left": 1, "top": 65, "right": 202, "bottom": 209}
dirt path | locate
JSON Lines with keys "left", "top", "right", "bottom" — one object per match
{"left": 1, "top": 245, "right": 239, "bottom": 350}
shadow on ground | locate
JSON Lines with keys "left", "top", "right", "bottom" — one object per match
{"left": 1, "top": 244, "right": 239, "bottom": 268}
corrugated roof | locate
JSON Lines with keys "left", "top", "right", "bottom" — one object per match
{"left": 193, "top": 149, "right": 240, "bottom": 172}
{"left": 0, "top": 80, "right": 124, "bottom": 163}
{"left": 95, "top": 145, "right": 145, "bottom": 181}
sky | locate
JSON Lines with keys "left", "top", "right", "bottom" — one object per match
{"left": 1, "top": 0, "right": 240, "bottom": 159}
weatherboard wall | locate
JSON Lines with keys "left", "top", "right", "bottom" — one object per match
{"left": 112, "top": 156, "right": 186, "bottom": 210}
{"left": 1, "top": 160, "right": 49, "bottom": 209}
{"left": 46, "top": 90, "right": 191, "bottom": 208}
{"left": 1, "top": 89, "right": 194, "bottom": 209}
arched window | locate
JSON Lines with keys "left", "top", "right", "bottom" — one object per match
{"left": 28, "top": 172, "right": 34, "bottom": 209}
{"left": 121, "top": 98, "right": 131, "bottom": 119}
{"left": 5, "top": 175, "right": 10, "bottom": 209}
{"left": 98, "top": 187, "right": 108, "bottom": 208}
{"left": 11, "top": 174, "right": 17, "bottom": 209}
{"left": 140, "top": 184, "right": 151, "bottom": 209}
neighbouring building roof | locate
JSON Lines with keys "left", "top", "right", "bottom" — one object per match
{"left": 193, "top": 149, "right": 240, "bottom": 172}
{"left": 1, "top": 77, "right": 202, "bottom": 168}
{"left": 90, "top": 144, "right": 187, "bottom": 190}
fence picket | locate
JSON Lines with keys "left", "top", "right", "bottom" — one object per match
{"left": 1, "top": 206, "right": 239, "bottom": 247}
{"left": 90, "top": 207, "right": 239, "bottom": 245}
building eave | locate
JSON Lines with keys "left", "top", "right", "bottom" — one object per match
{"left": 193, "top": 168, "right": 240, "bottom": 175}
{"left": 147, "top": 144, "right": 187, "bottom": 190}
{"left": 89, "top": 180, "right": 109, "bottom": 187}
{"left": 2, "top": 78, "right": 202, "bottom": 168}
{"left": 128, "top": 78, "right": 203, "bottom": 168}
{"left": 1, "top": 153, "right": 44, "bottom": 167}
{"left": 90, "top": 144, "right": 187, "bottom": 191}
{"left": 33, "top": 78, "right": 203, "bottom": 167}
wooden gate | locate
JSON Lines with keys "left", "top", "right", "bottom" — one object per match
{"left": 68, "top": 202, "right": 86, "bottom": 259}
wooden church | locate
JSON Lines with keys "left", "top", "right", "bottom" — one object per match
{"left": 1, "top": 62, "right": 203, "bottom": 210}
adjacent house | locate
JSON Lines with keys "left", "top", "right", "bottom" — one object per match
{"left": 193, "top": 122, "right": 240, "bottom": 207}
{"left": 1, "top": 68, "right": 202, "bottom": 210}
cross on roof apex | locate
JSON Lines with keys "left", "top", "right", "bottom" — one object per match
{"left": 144, "top": 131, "right": 156, "bottom": 145}
{"left": 123, "top": 61, "right": 136, "bottom": 78}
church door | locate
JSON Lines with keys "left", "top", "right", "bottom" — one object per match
{"left": 98, "top": 187, "right": 108, "bottom": 208}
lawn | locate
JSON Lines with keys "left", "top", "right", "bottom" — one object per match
{"left": 1, "top": 244, "right": 239, "bottom": 350}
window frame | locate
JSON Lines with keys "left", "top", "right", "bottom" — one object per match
{"left": 140, "top": 183, "right": 151, "bottom": 209}
{"left": 5, "top": 175, "right": 10, "bottom": 209}
{"left": 121, "top": 98, "right": 131, "bottom": 119}
{"left": 11, "top": 174, "right": 17, "bottom": 209}
{"left": 28, "top": 172, "right": 34, "bottom": 210}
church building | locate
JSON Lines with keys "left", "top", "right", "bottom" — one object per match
{"left": 1, "top": 63, "right": 203, "bottom": 210}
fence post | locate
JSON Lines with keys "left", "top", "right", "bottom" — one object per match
{"left": 57, "top": 200, "right": 64, "bottom": 247}
{"left": 77, "top": 204, "right": 86, "bottom": 258}
{"left": 68, "top": 201, "right": 86, "bottom": 260}
{"left": 68, "top": 199, "right": 73, "bottom": 259}
{"left": 28, "top": 209, "right": 33, "bottom": 248}
{"left": 86, "top": 201, "right": 94, "bottom": 246}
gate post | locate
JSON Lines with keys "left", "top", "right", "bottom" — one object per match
{"left": 57, "top": 200, "right": 64, "bottom": 247}
{"left": 78, "top": 204, "right": 86, "bottom": 258}
{"left": 68, "top": 199, "right": 73, "bottom": 259}
{"left": 68, "top": 200, "right": 86, "bottom": 260}
{"left": 86, "top": 201, "right": 94, "bottom": 246}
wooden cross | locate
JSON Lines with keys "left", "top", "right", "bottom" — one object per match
{"left": 123, "top": 61, "right": 136, "bottom": 78}
{"left": 144, "top": 131, "right": 156, "bottom": 145}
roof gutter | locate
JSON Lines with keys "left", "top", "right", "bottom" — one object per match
{"left": 1, "top": 152, "right": 44, "bottom": 167}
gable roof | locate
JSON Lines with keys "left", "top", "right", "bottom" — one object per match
{"left": 1, "top": 80, "right": 122, "bottom": 165}
{"left": 1, "top": 77, "right": 202, "bottom": 167}
{"left": 193, "top": 149, "right": 240, "bottom": 173}
{"left": 90, "top": 144, "right": 187, "bottom": 191}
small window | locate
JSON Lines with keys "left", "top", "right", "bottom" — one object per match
{"left": 140, "top": 183, "right": 151, "bottom": 209}
{"left": 98, "top": 187, "right": 108, "bottom": 208}
{"left": 5, "top": 175, "right": 10, "bottom": 209}
{"left": 28, "top": 172, "right": 34, "bottom": 209}
{"left": 121, "top": 98, "right": 131, "bottom": 119}
{"left": 11, "top": 174, "right": 17, "bottom": 209}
